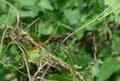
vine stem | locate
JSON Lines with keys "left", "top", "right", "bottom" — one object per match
{"left": 0, "top": 25, "right": 9, "bottom": 56}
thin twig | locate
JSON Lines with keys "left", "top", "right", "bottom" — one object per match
{"left": 0, "top": 60, "right": 28, "bottom": 77}
{"left": 41, "top": 66, "right": 50, "bottom": 79}
{"left": 30, "top": 60, "right": 49, "bottom": 81}
{"left": 86, "top": 31, "right": 97, "bottom": 70}
{"left": 24, "top": 18, "right": 40, "bottom": 30}
{"left": 93, "top": 31, "right": 97, "bottom": 62}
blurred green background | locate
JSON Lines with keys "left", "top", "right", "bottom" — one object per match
{"left": 0, "top": 0, "right": 120, "bottom": 81}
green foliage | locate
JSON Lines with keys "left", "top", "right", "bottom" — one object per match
{"left": 37, "top": 22, "right": 54, "bottom": 35}
{"left": 45, "top": 74, "right": 72, "bottom": 81}
{"left": 27, "top": 49, "right": 40, "bottom": 63}
{"left": 97, "top": 57, "right": 116, "bottom": 81}
{"left": 17, "top": 0, "right": 37, "bottom": 6}
{"left": 38, "top": 0, "right": 53, "bottom": 10}
{"left": 64, "top": 9, "right": 80, "bottom": 24}
{"left": 0, "top": 0, "right": 120, "bottom": 81}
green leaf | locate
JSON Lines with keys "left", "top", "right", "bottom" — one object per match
{"left": 114, "top": 7, "right": 120, "bottom": 24}
{"left": 37, "top": 22, "right": 54, "bottom": 35}
{"left": 9, "top": 45, "right": 21, "bottom": 61}
{"left": 74, "top": 48, "right": 90, "bottom": 69}
{"left": 75, "top": 29, "right": 85, "bottom": 39}
{"left": 45, "top": 74, "right": 72, "bottom": 81}
{"left": 115, "top": 13, "right": 120, "bottom": 24}
{"left": 10, "top": 45, "right": 18, "bottom": 54}
{"left": 116, "top": 56, "right": 120, "bottom": 63}
{"left": 104, "top": 0, "right": 113, "bottom": 5}
{"left": 44, "top": 80, "right": 56, "bottom": 81}
{"left": 57, "top": 0, "right": 73, "bottom": 9}
{"left": 105, "top": 1, "right": 120, "bottom": 16}
{"left": 104, "top": 0, "right": 120, "bottom": 8}
{"left": 20, "top": 10, "right": 36, "bottom": 18}
{"left": 38, "top": 0, "right": 53, "bottom": 10}
{"left": 27, "top": 49, "right": 40, "bottom": 63}
{"left": 0, "top": 0, "right": 6, "bottom": 9}
{"left": 92, "top": 0, "right": 104, "bottom": 12}
{"left": 64, "top": 9, "right": 80, "bottom": 24}
{"left": 0, "top": 12, "right": 15, "bottom": 26}
{"left": 17, "top": 0, "right": 37, "bottom": 6}
{"left": 0, "top": 15, "right": 7, "bottom": 26}
{"left": 113, "top": 36, "right": 120, "bottom": 52}
{"left": 97, "top": 57, "right": 116, "bottom": 81}
{"left": 104, "top": 0, "right": 120, "bottom": 24}
{"left": 19, "top": 5, "right": 39, "bottom": 17}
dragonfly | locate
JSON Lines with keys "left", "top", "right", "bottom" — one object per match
{"left": 30, "top": 35, "right": 62, "bottom": 50}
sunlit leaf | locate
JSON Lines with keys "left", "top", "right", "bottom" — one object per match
{"left": 27, "top": 49, "right": 40, "bottom": 63}
{"left": 64, "top": 9, "right": 80, "bottom": 24}
{"left": 38, "top": 0, "right": 53, "bottom": 10}
{"left": 19, "top": 5, "right": 39, "bottom": 17}
{"left": 38, "top": 22, "right": 54, "bottom": 35}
